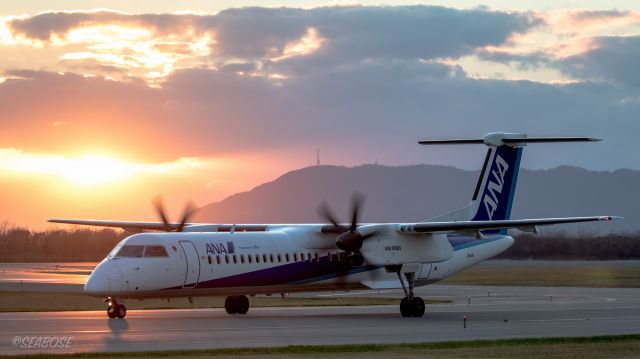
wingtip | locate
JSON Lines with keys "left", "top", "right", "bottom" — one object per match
{"left": 601, "top": 216, "right": 623, "bottom": 221}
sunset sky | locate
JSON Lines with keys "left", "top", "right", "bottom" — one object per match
{"left": 1, "top": 1, "right": 639, "bottom": 228}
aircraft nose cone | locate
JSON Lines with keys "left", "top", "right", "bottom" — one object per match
{"left": 84, "top": 270, "right": 109, "bottom": 296}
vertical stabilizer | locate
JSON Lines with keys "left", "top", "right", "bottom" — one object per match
{"left": 419, "top": 132, "right": 600, "bottom": 230}
{"left": 470, "top": 144, "right": 522, "bottom": 222}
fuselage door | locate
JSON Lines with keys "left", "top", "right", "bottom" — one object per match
{"left": 417, "top": 263, "right": 432, "bottom": 280}
{"left": 179, "top": 241, "right": 200, "bottom": 287}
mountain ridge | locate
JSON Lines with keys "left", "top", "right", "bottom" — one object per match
{"left": 194, "top": 164, "right": 639, "bottom": 232}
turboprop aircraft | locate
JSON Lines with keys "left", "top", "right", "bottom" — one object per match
{"left": 50, "top": 132, "right": 620, "bottom": 319}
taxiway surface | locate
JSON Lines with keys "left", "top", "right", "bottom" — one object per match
{"left": 2, "top": 285, "right": 640, "bottom": 355}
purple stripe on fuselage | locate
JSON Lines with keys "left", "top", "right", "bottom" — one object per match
{"left": 165, "top": 255, "right": 382, "bottom": 289}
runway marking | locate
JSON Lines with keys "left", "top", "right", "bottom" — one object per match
{"left": 519, "top": 316, "right": 640, "bottom": 323}
{"left": 0, "top": 325, "right": 335, "bottom": 336}
{"left": 315, "top": 291, "right": 395, "bottom": 297}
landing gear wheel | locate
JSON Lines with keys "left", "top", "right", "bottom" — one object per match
{"left": 224, "top": 296, "right": 238, "bottom": 314}
{"left": 107, "top": 305, "right": 117, "bottom": 318}
{"left": 400, "top": 297, "right": 412, "bottom": 317}
{"left": 411, "top": 297, "right": 425, "bottom": 318}
{"left": 106, "top": 298, "right": 126, "bottom": 319}
{"left": 396, "top": 269, "right": 425, "bottom": 318}
{"left": 225, "top": 295, "right": 250, "bottom": 315}
{"left": 237, "top": 295, "right": 250, "bottom": 314}
{"left": 116, "top": 304, "right": 127, "bottom": 319}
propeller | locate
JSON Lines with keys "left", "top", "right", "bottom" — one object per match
{"left": 318, "top": 192, "right": 378, "bottom": 252}
{"left": 153, "top": 196, "right": 197, "bottom": 232}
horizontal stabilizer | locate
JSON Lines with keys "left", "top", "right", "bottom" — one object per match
{"left": 419, "top": 132, "right": 601, "bottom": 147}
{"left": 502, "top": 137, "right": 601, "bottom": 143}
{"left": 417, "top": 139, "right": 485, "bottom": 145}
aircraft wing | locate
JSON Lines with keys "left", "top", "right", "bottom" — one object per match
{"left": 397, "top": 216, "right": 620, "bottom": 235}
{"left": 50, "top": 215, "right": 620, "bottom": 235}
{"left": 47, "top": 219, "right": 272, "bottom": 232}
{"left": 48, "top": 219, "right": 186, "bottom": 232}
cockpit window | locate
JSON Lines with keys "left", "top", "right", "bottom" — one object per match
{"left": 116, "top": 245, "right": 145, "bottom": 257}
{"left": 108, "top": 244, "right": 123, "bottom": 258}
{"left": 144, "top": 245, "right": 168, "bottom": 257}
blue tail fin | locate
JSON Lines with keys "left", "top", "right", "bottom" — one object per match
{"left": 419, "top": 132, "right": 599, "bottom": 229}
{"left": 470, "top": 145, "right": 523, "bottom": 223}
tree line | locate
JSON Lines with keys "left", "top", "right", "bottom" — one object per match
{"left": 0, "top": 224, "right": 125, "bottom": 262}
{"left": 496, "top": 232, "right": 640, "bottom": 260}
{"left": 0, "top": 223, "right": 639, "bottom": 262}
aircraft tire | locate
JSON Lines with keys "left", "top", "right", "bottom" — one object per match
{"left": 400, "top": 297, "right": 412, "bottom": 317}
{"left": 224, "top": 296, "right": 238, "bottom": 314}
{"left": 237, "top": 295, "right": 250, "bottom": 314}
{"left": 107, "top": 305, "right": 117, "bottom": 319}
{"left": 116, "top": 304, "right": 127, "bottom": 319}
{"left": 411, "top": 297, "right": 425, "bottom": 318}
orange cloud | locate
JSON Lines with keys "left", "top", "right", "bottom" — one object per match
{"left": 7, "top": 11, "right": 204, "bottom": 41}
{"left": 459, "top": 8, "right": 640, "bottom": 84}
{"left": 272, "top": 27, "right": 325, "bottom": 61}
{"left": 2, "top": 12, "right": 215, "bottom": 82}
{"left": 562, "top": 9, "right": 640, "bottom": 30}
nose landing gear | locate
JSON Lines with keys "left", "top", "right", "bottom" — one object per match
{"left": 106, "top": 298, "right": 127, "bottom": 319}
{"left": 224, "top": 295, "right": 250, "bottom": 315}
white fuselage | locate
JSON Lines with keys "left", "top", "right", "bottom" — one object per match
{"left": 84, "top": 226, "right": 514, "bottom": 299}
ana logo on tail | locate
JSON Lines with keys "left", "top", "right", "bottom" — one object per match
{"left": 483, "top": 155, "right": 509, "bottom": 220}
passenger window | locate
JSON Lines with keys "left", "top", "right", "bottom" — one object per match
{"left": 294, "top": 253, "right": 298, "bottom": 262}
{"left": 116, "top": 245, "right": 145, "bottom": 257}
{"left": 262, "top": 254, "right": 267, "bottom": 263}
{"left": 207, "top": 255, "right": 212, "bottom": 265}
{"left": 277, "top": 254, "right": 282, "bottom": 263}
{"left": 256, "top": 255, "right": 260, "bottom": 263}
{"left": 233, "top": 255, "right": 237, "bottom": 264}
{"left": 314, "top": 253, "right": 319, "bottom": 261}
{"left": 240, "top": 255, "right": 245, "bottom": 264}
{"left": 143, "top": 245, "right": 168, "bottom": 257}
{"left": 216, "top": 256, "right": 221, "bottom": 264}
{"left": 285, "top": 253, "right": 290, "bottom": 262}
{"left": 225, "top": 255, "right": 229, "bottom": 264}
{"left": 248, "top": 255, "right": 252, "bottom": 264}
{"left": 270, "top": 254, "right": 274, "bottom": 263}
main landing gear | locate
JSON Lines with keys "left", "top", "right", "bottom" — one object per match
{"left": 106, "top": 298, "right": 127, "bottom": 319}
{"left": 225, "top": 295, "right": 250, "bottom": 315}
{"left": 397, "top": 271, "right": 425, "bottom": 318}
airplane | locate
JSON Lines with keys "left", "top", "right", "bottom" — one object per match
{"left": 50, "top": 132, "right": 620, "bottom": 319}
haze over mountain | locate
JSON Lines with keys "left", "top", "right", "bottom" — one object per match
{"left": 194, "top": 164, "right": 639, "bottom": 233}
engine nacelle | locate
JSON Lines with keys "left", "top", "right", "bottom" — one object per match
{"left": 360, "top": 233, "right": 453, "bottom": 265}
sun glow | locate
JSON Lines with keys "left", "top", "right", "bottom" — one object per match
{"left": 60, "top": 25, "right": 151, "bottom": 45}
{"left": 0, "top": 18, "right": 16, "bottom": 45}
{"left": 0, "top": 149, "right": 206, "bottom": 186}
